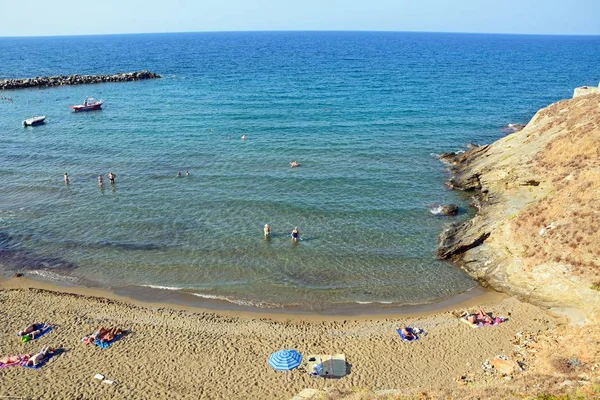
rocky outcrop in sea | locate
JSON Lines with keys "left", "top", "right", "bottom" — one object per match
{"left": 0, "top": 70, "right": 160, "bottom": 90}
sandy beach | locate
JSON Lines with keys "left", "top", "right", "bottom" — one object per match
{"left": 0, "top": 277, "right": 557, "bottom": 399}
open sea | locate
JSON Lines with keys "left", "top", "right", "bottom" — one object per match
{"left": 0, "top": 31, "right": 599, "bottom": 312}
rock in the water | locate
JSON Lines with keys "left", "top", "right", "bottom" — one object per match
{"left": 501, "top": 123, "right": 525, "bottom": 133}
{"left": 429, "top": 204, "right": 459, "bottom": 216}
{"left": 437, "top": 152, "right": 456, "bottom": 163}
{"left": 0, "top": 70, "right": 161, "bottom": 90}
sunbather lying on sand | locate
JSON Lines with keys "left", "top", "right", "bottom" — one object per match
{"left": 99, "top": 327, "right": 122, "bottom": 343}
{"left": 26, "top": 345, "right": 56, "bottom": 367}
{"left": 464, "top": 309, "right": 502, "bottom": 326}
{"left": 0, "top": 354, "right": 30, "bottom": 366}
{"left": 83, "top": 327, "right": 123, "bottom": 344}
{"left": 18, "top": 323, "right": 44, "bottom": 337}
{"left": 400, "top": 327, "right": 416, "bottom": 341}
{"left": 20, "top": 324, "right": 52, "bottom": 341}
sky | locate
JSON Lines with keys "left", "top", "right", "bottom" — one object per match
{"left": 0, "top": 0, "right": 599, "bottom": 37}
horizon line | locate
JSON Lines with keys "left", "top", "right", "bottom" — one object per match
{"left": 1, "top": 29, "right": 600, "bottom": 39}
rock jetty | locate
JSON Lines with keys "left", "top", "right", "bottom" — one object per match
{"left": 0, "top": 70, "right": 160, "bottom": 90}
{"left": 438, "top": 93, "right": 600, "bottom": 324}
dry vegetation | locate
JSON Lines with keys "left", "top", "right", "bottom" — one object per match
{"left": 509, "top": 95, "right": 600, "bottom": 282}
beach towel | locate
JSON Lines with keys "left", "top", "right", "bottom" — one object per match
{"left": 396, "top": 327, "right": 419, "bottom": 342}
{"left": 93, "top": 334, "right": 122, "bottom": 349}
{"left": 22, "top": 349, "right": 62, "bottom": 369}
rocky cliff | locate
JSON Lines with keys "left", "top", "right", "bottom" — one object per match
{"left": 439, "top": 93, "right": 600, "bottom": 324}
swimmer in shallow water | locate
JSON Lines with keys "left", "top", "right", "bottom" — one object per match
{"left": 264, "top": 224, "right": 271, "bottom": 238}
{"left": 63, "top": 172, "right": 69, "bottom": 184}
{"left": 291, "top": 227, "right": 300, "bottom": 243}
{"left": 289, "top": 161, "right": 299, "bottom": 168}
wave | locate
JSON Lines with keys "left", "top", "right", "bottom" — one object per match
{"left": 139, "top": 284, "right": 285, "bottom": 309}
{"left": 140, "top": 284, "right": 185, "bottom": 291}
{"left": 28, "top": 269, "right": 78, "bottom": 283}
{"left": 190, "top": 293, "right": 284, "bottom": 309}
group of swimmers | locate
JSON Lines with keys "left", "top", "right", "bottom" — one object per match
{"left": 63, "top": 172, "right": 117, "bottom": 185}
{"left": 263, "top": 224, "right": 301, "bottom": 243}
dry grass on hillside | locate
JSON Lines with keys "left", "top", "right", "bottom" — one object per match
{"left": 509, "top": 95, "right": 600, "bottom": 281}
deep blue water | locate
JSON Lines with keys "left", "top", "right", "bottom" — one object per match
{"left": 0, "top": 32, "right": 598, "bottom": 310}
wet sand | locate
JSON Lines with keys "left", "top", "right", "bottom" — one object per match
{"left": 0, "top": 277, "right": 556, "bottom": 399}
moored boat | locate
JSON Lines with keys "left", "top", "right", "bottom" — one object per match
{"left": 69, "top": 97, "right": 103, "bottom": 111}
{"left": 23, "top": 116, "right": 46, "bottom": 126}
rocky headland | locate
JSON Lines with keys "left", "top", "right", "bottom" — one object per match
{"left": 0, "top": 70, "right": 160, "bottom": 90}
{"left": 439, "top": 93, "right": 600, "bottom": 324}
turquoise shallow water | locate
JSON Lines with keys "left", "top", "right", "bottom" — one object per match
{"left": 0, "top": 32, "right": 599, "bottom": 310}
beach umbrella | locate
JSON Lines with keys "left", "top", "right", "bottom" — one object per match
{"left": 268, "top": 349, "right": 303, "bottom": 371}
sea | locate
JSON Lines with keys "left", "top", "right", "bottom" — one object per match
{"left": 0, "top": 31, "right": 599, "bottom": 312}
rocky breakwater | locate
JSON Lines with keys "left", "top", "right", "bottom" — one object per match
{"left": 0, "top": 70, "right": 160, "bottom": 90}
{"left": 438, "top": 94, "right": 600, "bottom": 324}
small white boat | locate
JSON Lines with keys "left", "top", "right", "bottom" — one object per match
{"left": 23, "top": 116, "right": 46, "bottom": 126}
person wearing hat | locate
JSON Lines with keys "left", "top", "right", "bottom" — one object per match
{"left": 263, "top": 224, "right": 271, "bottom": 239}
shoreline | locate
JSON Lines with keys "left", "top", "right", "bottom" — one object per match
{"left": 0, "top": 274, "right": 505, "bottom": 321}
{"left": 0, "top": 277, "right": 558, "bottom": 399}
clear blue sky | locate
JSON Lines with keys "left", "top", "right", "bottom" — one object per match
{"left": 1, "top": 0, "right": 599, "bottom": 37}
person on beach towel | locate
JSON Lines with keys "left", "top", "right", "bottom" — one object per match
{"left": 462, "top": 309, "right": 503, "bottom": 327}
{"left": 400, "top": 327, "right": 416, "bottom": 341}
{"left": 18, "top": 323, "right": 43, "bottom": 337}
{"left": 83, "top": 327, "right": 123, "bottom": 344}
{"left": 0, "top": 354, "right": 30, "bottom": 367}
{"left": 467, "top": 309, "right": 493, "bottom": 325}
{"left": 26, "top": 345, "right": 56, "bottom": 367}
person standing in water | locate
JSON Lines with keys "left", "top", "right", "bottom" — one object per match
{"left": 108, "top": 171, "right": 116, "bottom": 184}
{"left": 63, "top": 172, "right": 69, "bottom": 184}
{"left": 177, "top": 171, "right": 182, "bottom": 177}
{"left": 291, "top": 227, "right": 300, "bottom": 243}
{"left": 97, "top": 174, "right": 103, "bottom": 186}
{"left": 264, "top": 224, "right": 271, "bottom": 239}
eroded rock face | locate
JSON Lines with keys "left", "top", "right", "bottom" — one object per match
{"left": 0, "top": 71, "right": 161, "bottom": 90}
{"left": 439, "top": 94, "right": 600, "bottom": 324}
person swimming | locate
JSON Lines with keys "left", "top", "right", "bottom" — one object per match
{"left": 264, "top": 224, "right": 271, "bottom": 238}
{"left": 108, "top": 171, "right": 116, "bottom": 184}
{"left": 291, "top": 227, "right": 300, "bottom": 243}
{"left": 289, "top": 161, "right": 299, "bottom": 168}
{"left": 98, "top": 174, "right": 103, "bottom": 185}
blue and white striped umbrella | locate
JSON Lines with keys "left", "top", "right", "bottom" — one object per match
{"left": 268, "top": 349, "right": 303, "bottom": 371}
